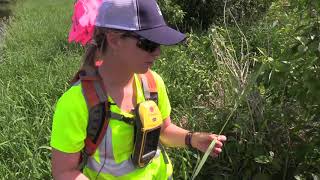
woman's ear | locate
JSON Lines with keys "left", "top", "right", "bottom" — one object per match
{"left": 106, "top": 32, "right": 121, "bottom": 50}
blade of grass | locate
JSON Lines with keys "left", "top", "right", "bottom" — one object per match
{"left": 191, "top": 100, "right": 239, "bottom": 180}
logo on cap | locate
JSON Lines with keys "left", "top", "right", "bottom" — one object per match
{"left": 155, "top": 4, "right": 162, "bottom": 16}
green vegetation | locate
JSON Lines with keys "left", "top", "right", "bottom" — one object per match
{"left": 0, "top": 0, "right": 319, "bottom": 179}
{"left": 0, "top": 0, "right": 81, "bottom": 179}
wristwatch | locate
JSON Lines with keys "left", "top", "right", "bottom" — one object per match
{"left": 185, "top": 131, "right": 193, "bottom": 148}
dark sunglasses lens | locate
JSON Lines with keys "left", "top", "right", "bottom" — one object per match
{"left": 122, "top": 33, "right": 160, "bottom": 53}
{"left": 137, "top": 39, "right": 160, "bottom": 53}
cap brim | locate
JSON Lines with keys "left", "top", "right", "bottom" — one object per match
{"left": 135, "top": 26, "right": 186, "bottom": 45}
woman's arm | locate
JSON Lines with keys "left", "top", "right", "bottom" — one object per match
{"left": 51, "top": 148, "right": 89, "bottom": 180}
{"left": 160, "top": 117, "right": 189, "bottom": 148}
{"left": 160, "top": 117, "right": 227, "bottom": 157}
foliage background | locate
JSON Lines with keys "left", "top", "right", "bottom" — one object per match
{"left": 0, "top": 0, "right": 319, "bottom": 179}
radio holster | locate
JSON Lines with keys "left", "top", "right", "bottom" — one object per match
{"left": 132, "top": 100, "right": 162, "bottom": 168}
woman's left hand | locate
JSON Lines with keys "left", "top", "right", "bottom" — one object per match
{"left": 191, "top": 132, "right": 227, "bottom": 157}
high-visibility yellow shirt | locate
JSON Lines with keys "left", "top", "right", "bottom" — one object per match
{"left": 50, "top": 71, "right": 173, "bottom": 179}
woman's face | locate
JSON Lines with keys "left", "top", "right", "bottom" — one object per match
{"left": 106, "top": 32, "right": 161, "bottom": 74}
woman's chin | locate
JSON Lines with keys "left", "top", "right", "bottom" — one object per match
{"left": 135, "top": 66, "right": 150, "bottom": 74}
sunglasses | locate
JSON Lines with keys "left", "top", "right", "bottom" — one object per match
{"left": 121, "top": 33, "right": 160, "bottom": 53}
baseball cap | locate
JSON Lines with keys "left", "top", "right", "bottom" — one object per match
{"left": 95, "top": 0, "right": 186, "bottom": 45}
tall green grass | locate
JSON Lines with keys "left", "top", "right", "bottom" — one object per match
{"left": 1, "top": 0, "right": 319, "bottom": 179}
{"left": 0, "top": 0, "right": 81, "bottom": 178}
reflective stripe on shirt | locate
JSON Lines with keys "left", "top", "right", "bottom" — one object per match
{"left": 86, "top": 125, "right": 161, "bottom": 176}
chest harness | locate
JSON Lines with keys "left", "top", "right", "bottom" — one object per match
{"left": 74, "top": 68, "right": 168, "bottom": 171}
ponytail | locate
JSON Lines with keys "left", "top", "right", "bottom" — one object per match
{"left": 82, "top": 42, "right": 99, "bottom": 68}
{"left": 70, "top": 27, "right": 108, "bottom": 84}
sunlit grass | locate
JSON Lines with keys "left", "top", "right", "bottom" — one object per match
{"left": 0, "top": 0, "right": 79, "bottom": 179}
{"left": 1, "top": 0, "right": 319, "bottom": 179}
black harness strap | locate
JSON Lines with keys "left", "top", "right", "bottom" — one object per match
{"left": 109, "top": 111, "right": 135, "bottom": 125}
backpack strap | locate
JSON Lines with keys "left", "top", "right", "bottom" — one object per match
{"left": 109, "top": 112, "right": 135, "bottom": 125}
{"left": 78, "top": 69, "right": 160, "bottom": 170}
{"left": 77, "top": 68, "right": 110, "bottom": 171}
{"left": 138, "top": 70, "right": 158, "bottom": 104}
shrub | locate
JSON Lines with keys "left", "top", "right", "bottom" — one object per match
{"left": 159, "top": 0, "right": 274, "bottom": 32}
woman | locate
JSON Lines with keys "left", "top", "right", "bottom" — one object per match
{"left": 50, "top": 0, "right": 227, "bottom": 179}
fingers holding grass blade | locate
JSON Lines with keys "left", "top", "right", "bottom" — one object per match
{"left": 191, "top": 132, "right": 227, "bottom": 157}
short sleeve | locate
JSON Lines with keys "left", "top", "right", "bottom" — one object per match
{"left": 50, "top": 84, "right": 89, "bottom": 153}
{"left": 151, "top": 71, "right": 171, "bottom": 120}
